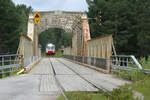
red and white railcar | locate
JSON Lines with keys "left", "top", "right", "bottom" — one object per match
{"left": 46, "top": 43, "right": 56, "bottom": 56}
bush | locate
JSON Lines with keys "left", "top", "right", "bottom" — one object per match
{"left": 139, "top": 56, "right": 150, "bottom": 69}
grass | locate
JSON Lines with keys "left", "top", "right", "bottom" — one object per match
{"left": 56, "top": 87, "right": 136, "bottom": 100}
{"left": 57, "top": 92, "right": 108, "bottom": 100}
{"left": 139, "top": 56, "right": 150, "bottom": 69}
{"left": 112, "top": 69, "right": 146, "bottom": 81}
{"left": 131, "top": 77, "right": 150, "bottom": 100}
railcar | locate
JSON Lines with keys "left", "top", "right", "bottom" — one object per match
{"left": 46, "top": 43, "right": 56, "bottom": 56}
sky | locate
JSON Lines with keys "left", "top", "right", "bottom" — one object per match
{"left": 12, "top": 0, "right": 89, "bottom": 12}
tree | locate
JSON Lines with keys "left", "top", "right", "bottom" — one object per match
{"left": 16, "top": 4, "right": 32, "bottom": 34}
{"left": 0, "top": 0, "right": 32, "bottom": 54}
{"left": 39, "top": 28, "right": 72, "bottom": 53}
{"left": 87, "top": 0, "right": 150, "bottom": 57}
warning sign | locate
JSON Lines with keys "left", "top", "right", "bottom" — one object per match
{"left": 34, "top": 11, "right": 41, "bottom": 24}
{"left": 34, "top": 11, "right": 41, "bottom": 19}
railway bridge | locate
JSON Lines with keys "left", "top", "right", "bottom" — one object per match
{"left": 0, "top": 11, "right": 144, "bottom": 100}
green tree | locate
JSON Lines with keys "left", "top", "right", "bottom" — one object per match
{"left": 0, "top": 0, "right": 20, "bottom": 54}
{"left": 87, "top": 0, "right": 150, "bottom": 57}
{"left": 16, "top": 4, "right": 32, "bottom": 34}
{"left": 0, "top": 0, "right": 32, "bottom": 54}
{"left": 39, "top": 28, "right": 72, "bottom": 53}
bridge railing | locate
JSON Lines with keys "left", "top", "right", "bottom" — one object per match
{"left": 111, "top": 55, "right": 142, "bottom": 70}
{"left": 111, "top": 55, "right": 150, "bottom": 74}
{"left": 0, "top": 54, "right": 23, "bottom": 78}
{"left": 24, "top": 56, "right": 40, "bottom": 67}
{"left": 64, "top": 55, "right": 110, "bottom": 72}
{"left": 64, "top": 54, "right": 150, "bottom": 74}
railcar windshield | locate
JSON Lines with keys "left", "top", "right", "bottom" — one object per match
{"left": 46, "top": 46, "right": 55, "bottom": 51}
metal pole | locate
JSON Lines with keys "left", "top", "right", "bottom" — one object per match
{"left": 9, "top": 56, "right": 12, "bottom": 76}
{"left": 2, "top": 56, "right": 4, "bottom": 78}
{"left": 21, "top": 55, "right": 24, "bottom": 69}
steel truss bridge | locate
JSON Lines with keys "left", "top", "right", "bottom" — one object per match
{"left": 0, "top": 10, "right": 149, "bottom": 100}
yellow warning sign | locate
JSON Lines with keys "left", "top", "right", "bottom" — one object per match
{"left": 34, "top": 11, "right": 41, "bottom": 19}
{"left": 34, "top": 11, "right": 41, "bottom": 24}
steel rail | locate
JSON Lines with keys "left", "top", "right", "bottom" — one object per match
{"left": 49, "top": 58, "right": 69, "bottom": 100}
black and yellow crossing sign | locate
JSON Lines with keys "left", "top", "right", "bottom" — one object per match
{"left": 34, "top": 11, "right": 41, "bottom": 24}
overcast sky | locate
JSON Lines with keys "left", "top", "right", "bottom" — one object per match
{"left": 12, "top": 0, "right": 89, "bottom": 12}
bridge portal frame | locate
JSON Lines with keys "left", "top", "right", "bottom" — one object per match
{"left": 27, "top": 10, "right": 91, "bottom": 57}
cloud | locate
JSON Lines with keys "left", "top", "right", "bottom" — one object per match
{"left": 12, "top": 0, "right": 88, "bottom": 12}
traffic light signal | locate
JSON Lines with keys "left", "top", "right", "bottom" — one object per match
{"left": 97, "top": 11, "right": 102, "bottom": 25}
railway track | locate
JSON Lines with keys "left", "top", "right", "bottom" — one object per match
{"left": 49, "top": 58, "right": 69, "bottom": 100}
{"left": 55, "top": 58, "right": 112, "bottom": 94}
{"left": 49, "top": 58, "right": 116, "bottom": 99}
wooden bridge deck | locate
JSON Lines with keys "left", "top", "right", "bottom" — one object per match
{"left": 0, "top": 58, "right": 131, "bottom": 100}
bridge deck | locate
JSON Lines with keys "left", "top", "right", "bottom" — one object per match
{"left": 0, "top": 58, "right": 130, "bottom": 100}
